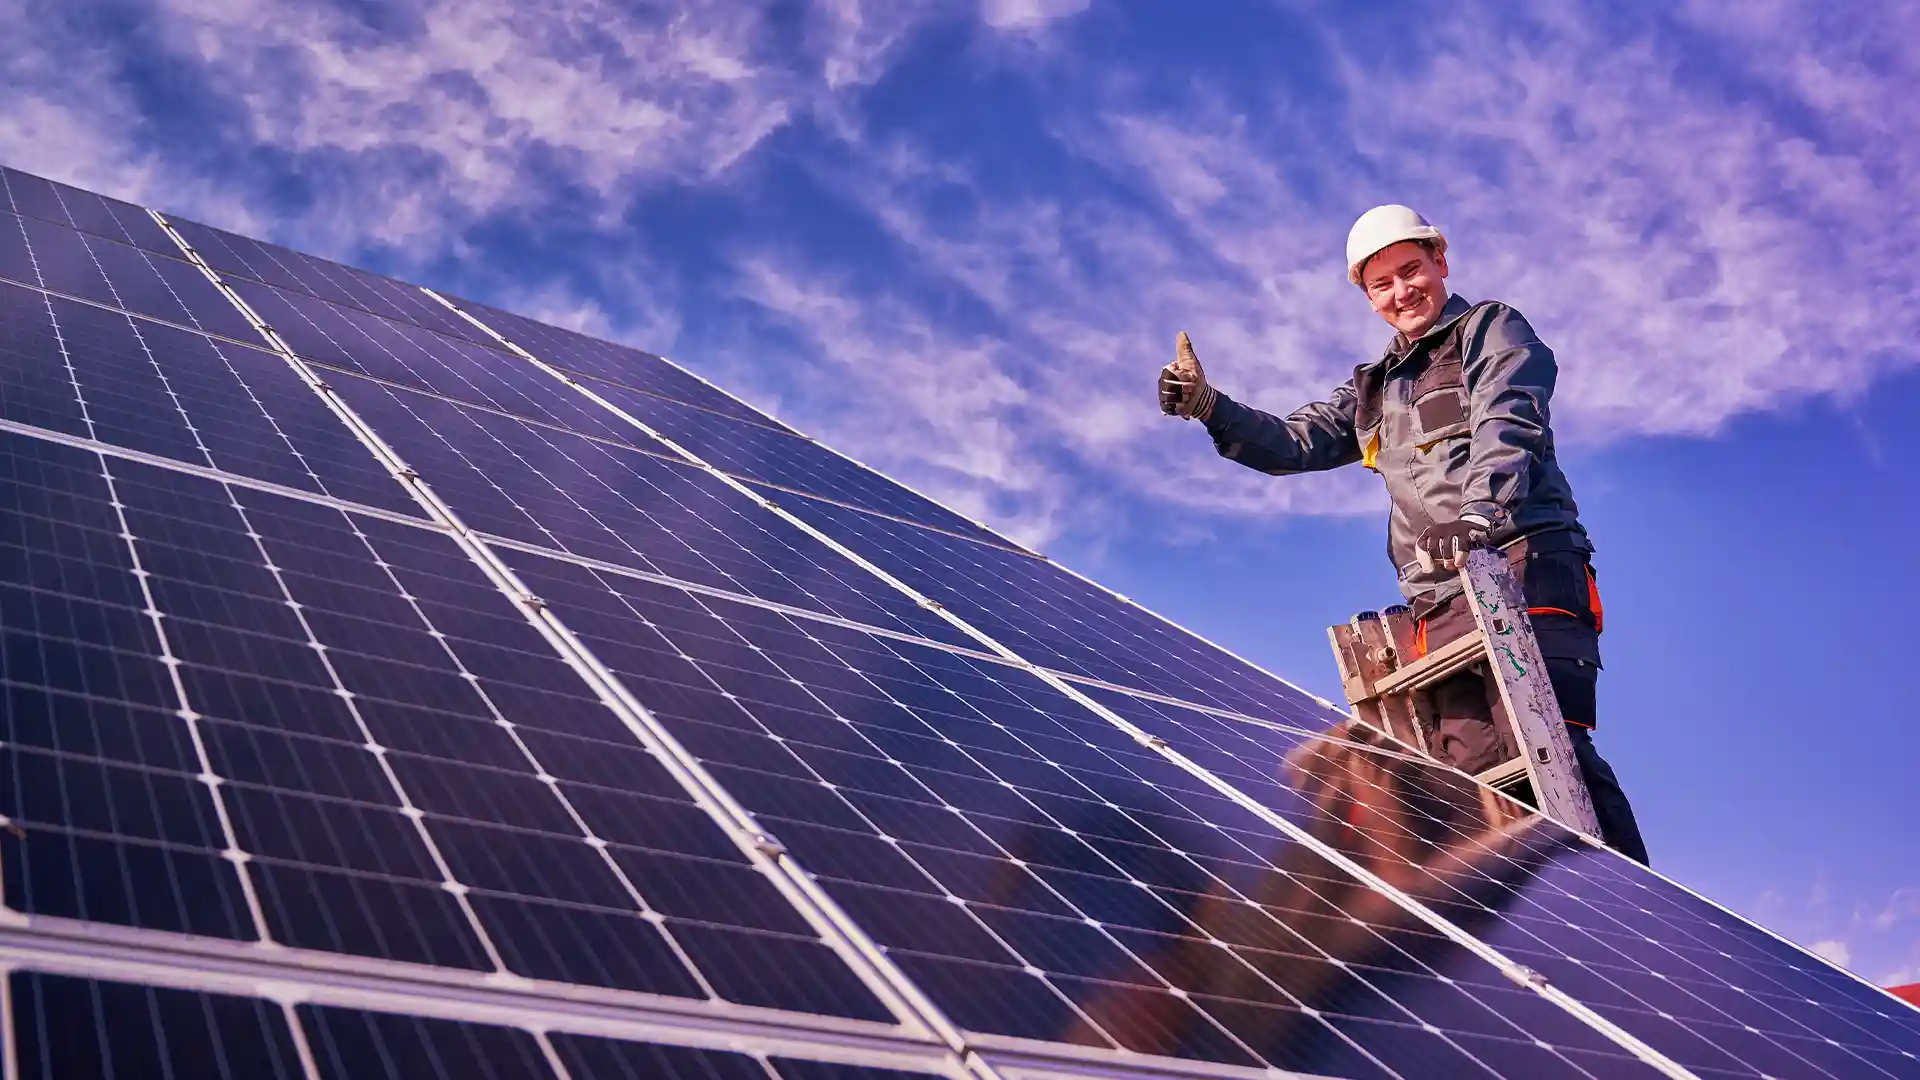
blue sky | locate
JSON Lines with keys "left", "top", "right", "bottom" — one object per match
{"left": 6, "top": 0, "right": 1917, "bottom": 987}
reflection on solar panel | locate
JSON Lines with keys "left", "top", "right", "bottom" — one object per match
{"left": 0, "top": 164, "right": 1912, "bottom": 1080}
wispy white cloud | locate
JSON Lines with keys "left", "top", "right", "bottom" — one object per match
{"left": 1755, "top": 879, "right": 1920, "bottom": 987}
{"left": 4, "top": 0, "right": 1916, "bottom": 551}
{"left": 978, "top": 0, "right": 1091, "bottom": 32}
{"left": 151, "top": 0, "right": 811, "bottom": 248}
{"left": 806, "top": 0, "right": 952, "bottom": 91}
{"left": 0, "top": 0, "right": 250, "bottom": 229}
{"left": 718, "top": 0, "right": 1920, "bottom": 546}
{"left": 501, "top": 270, "right": 685, "bottom": 374}
{"left": 1872, "top": 888, "right": 1920, "bottom": 933}
{"left": 718, "top": 118, "right": 1387, "bottom": 545}
{"left": 1320, "top": 5, "right": 1920, "bottom": 443}
{"left": 0, "top": 0, "right": 1022, "bottom": 258}
{"left": 1809, "top": 939, "right": 1852, "bottom": 967}
{"left": 727, "top": 252, "right": 1068, "bottom": 545}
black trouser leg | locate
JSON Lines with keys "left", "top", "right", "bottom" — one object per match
{"left": 1425, "top": 650, "right": 1651, "bottom": 865}
{"left": 1565, "top": 725, "right": 1650, "bottom": 865}
{"left": 1417, "top": 560, "right": 1650, "bottom": 866}
{"left": 1544, "top": 656, "right": 1650, "bottom": 866}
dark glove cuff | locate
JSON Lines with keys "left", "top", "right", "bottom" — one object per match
{"left": 1461, "top": 502, "right": 1507, "bottom": 532}
{"left": 1199, "top": 389, "right": 1237, "bottom": 434}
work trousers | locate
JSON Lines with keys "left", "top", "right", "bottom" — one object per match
{"left": 1418, "top": 552, "right": 1650, "bottom": 866}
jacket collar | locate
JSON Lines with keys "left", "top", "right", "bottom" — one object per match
{"left": 1382, "top": 293, "right": 1473, "bottom": 366}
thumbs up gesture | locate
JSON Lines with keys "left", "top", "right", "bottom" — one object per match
{"left": 1159, "top": 331, "right": 1217, "bottom": 421}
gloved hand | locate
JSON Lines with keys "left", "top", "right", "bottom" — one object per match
{"left": 1159, "top": 331, "right": 1218, "bottom": 421}
{"left": 1415, "top": 515, "right": 1490, "bottom": 573}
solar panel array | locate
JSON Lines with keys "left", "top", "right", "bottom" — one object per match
{"left": 0, "top": 163, "right": 1914, "bottom": 1080}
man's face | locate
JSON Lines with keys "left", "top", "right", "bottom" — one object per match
{"left": 1361, "top": 240, "right": 1450, "bottom": 338}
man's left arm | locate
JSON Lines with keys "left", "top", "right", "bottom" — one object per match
{"left": 1459, "top": 303, "right": 1556, "bottom": 534}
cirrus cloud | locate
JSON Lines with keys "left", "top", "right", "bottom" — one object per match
{"left": 3, "top": 1, "right": 1915, "bottom": 550}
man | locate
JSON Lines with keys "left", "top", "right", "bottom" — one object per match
{"left": 1158, "top": 204, "right": 1648, "bottom": 864}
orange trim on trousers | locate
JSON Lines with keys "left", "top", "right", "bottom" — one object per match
{"left": 1413, "top": 568, "right": 1604, "bottom": 728}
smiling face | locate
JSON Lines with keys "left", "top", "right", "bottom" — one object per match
{"left": 1361, "top": 240, "right": 1450, "bottom": 338}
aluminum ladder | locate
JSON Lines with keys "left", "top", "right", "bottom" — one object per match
{"left": 1326, "top": 546, "right": 1602, "bottom": 838}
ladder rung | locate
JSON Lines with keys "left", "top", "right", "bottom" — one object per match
{"left": 1475, "top": 757, "right": 1532, "bottom": 790}
{"left": 1369, "top": 630, "right": 1487, "bottom": 698}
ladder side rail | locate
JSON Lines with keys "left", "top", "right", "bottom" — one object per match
{"left": 1457, "top": 547, "right": 1603, "bottom": 837}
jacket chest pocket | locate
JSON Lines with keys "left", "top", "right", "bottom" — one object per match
{"left": 1407, "top": 358, "right": 1468, "bottom": 447}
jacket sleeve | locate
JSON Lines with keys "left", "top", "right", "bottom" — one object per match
{"left": 1458, "top": 304, "right": 1555, "bottom": 529}
{"left": 1200, "top": 380, "right": 1363, "bottom": 475}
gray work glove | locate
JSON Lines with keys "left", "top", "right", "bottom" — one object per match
{"left": 1158, "top": 331, "right": 1218, "bottom": 422}
{"left": 1414, "top": 515, "right": 1491, "bottom": 573}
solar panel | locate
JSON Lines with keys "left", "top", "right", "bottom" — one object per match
{"left": 165, "top": 215, "right": 498, "bottom": 346}
{"left": 771, "top": 494, "right": 1339, "bottom": 722}
{"left": 222, "top": 277, "right": 656, "bottom": 448}
{"left": 0, "top": 163, "right": 1913, "bottom": 1080}
{"left": 311, "top": 374, "right": 981, "bottom": 650}
{"left": 0, "top": 166, "right": 177, "bottom": 253}
{"left": 550, "top": 373, "right": 1022, "bottom": 551}
{"left": 0, "top": 279, "right": 423, "bottom": 516}
{"left": 2, "top": 212, "right": 259, "bottom": 342}
{"left": 444, "top": 294, "right": 796, "bottom": 432}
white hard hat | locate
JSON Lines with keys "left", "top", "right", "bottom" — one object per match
{"left": 1345, "top": 204, "right": 1446, "bottom": 286}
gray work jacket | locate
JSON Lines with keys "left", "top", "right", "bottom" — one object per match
{"left": 1202, "top": 293, "right": 1592, "bottom": 612}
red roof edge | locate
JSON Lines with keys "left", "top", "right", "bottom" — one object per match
{"left": 1891, "top": 984, "right": 1920, "bottom": 1007}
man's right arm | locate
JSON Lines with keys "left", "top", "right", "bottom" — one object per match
{"left": 1200, "top": 380, "right": 1363, "bottom": 475}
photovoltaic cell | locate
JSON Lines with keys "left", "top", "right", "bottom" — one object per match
{"left": 497, "top": 547, "right": 1671, "bottom": 1078}
{"left": 767, "top": 1064, "right": 951, "bottom": 1080}
{"left": 0, "top": 280, "right": 422, "bottom": 516}
{"left": 3, "top": 212, "right": 259, "bottom": 341}
{"left": 166, "top": 214, "right": 498, "bottom": 346}
{"left": 303, "top": 1006, "right": 556, "bottom": 1080}
{"left": 554, "top": 1034, "right": 952, "bottom": 1080}
{"left": 10, "top": 972, "right": 307, "bottom": 1079}
{"left": 447, "top": 294, "right": 794, "bottom": 431}
{"left": 0, "top": 165, "right": 178, "bottom": 253}
{"left": 773, "top": 494, "right": 1339, "bottom": 724}
{"left": 571, "top": 375, "right": 1023, "bottom": 550}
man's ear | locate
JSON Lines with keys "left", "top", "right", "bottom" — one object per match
{"left": 1433, "top": 248, "right": 1449, "bottom": 279}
